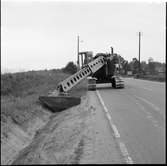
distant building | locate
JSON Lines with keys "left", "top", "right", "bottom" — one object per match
{"left": 127, "top": 71, "right": 132, "bottom": 76}
{"left": 156, "top": 67, "right": 163, "bottom": 72}
{"left": 155, "top": 67, "right": 165, "bottom": 76}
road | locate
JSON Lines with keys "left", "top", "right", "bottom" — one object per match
{"left": 97, "top": 78, "right": 165, "bottom": 164}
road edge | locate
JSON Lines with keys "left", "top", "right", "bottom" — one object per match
{"left": 96, "top": 90, "right": 133, "bottom": 164}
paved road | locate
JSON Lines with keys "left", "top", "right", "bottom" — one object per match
{"left": 97, "top": 78, "right": 165, "bottom": 164}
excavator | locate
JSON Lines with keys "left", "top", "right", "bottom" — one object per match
{"left": 38, "top": 47, "right": 124, "bottom": 112}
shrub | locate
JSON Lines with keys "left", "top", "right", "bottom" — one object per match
{"left": 141, "top": 74, "right": 166, "bottom": 82}
{"left": 63, "top": 61, "right": 77, "bottom": 74}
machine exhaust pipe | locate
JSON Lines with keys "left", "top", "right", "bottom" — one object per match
{"left": 111, "top": 47, "right": 113, "bottom": 54}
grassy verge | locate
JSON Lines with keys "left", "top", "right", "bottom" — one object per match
{"left": 1, "top": 70, "right": 88, "bottom": 129}
{"left": 140, "top": 74, "right": 166, "bottom": 82}
{"left": 122, "top": 74, "right": 166, "bottom": 82}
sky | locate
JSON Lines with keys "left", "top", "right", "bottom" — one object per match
{"left": 1, "top": 0, "right": 166, "bottom": 73}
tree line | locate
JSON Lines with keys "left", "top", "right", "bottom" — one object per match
{"left": 63, "top": 56, "right": 166, "bottom": 76}
{"left": 120, "top": 56, "right": 166, "bottom": 76}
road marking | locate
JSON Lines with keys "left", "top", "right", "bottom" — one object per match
{"left": 103, "top": 105, "right": 108, "bottom": 113}
{"left": 96, "top": 90, "right": 121, "bottom": 138}
{"left": 140, "top": 86, "right": 152, "bottom": 91}
{"left": 133, "top": 95, "right": 164, "bottom": 117}
{"left": 96, "top": 90, "right": 133, "bottom": 164}
{"left": 96, "top": 90, "right": 108, "bottom": 112}
{"left": 118, "top": 142, "right": 133, "bottom": 164}
{"left": 132, "top": 78, "right": 165, "bottom": 84}
{"left": 120, "top": 90, "right": 164, "bottom": 135}
{"left": 112, "top": 124, "right": 121, "bottom": 138}
{"left": 106, "top": 112, "right": 112, "bottom": 120}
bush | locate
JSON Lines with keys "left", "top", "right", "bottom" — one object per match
{"left": 63, "top": 61, "right": 77, "bottom": 75}
{"left": 141, "top": 74, "right": 166, "bottom": 82}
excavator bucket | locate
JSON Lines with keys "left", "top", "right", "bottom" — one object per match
{"left": 38, "top": 95, "right": 81, "bottom": 112}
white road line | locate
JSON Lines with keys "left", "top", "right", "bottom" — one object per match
{"left": 106, "top": 112, "right": 112, "bottom": 120}
{"left": 96, "top": 90, "right": 108, "bottom": 112}
{"left": 140, "top": 86, "right": 152, "bottom": 91}
{"left": 96, "top": 90, "right": 133, "bottom": 164}
{"left": 103, "top": 105, "right": 108, "bottom": 113}
{"left": 132, "top": 78, "right": 165, "bottom": 84}
{"left": 96, "top": 90, "right": 120, "bottom": 138}
{"left": 118, "top": 142, "right": 133, "bottom": 164}
{"left": 112, "top": 124, "right": 121, "bottom": 138}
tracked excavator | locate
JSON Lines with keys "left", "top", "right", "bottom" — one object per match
{"left": 38, "top": 47, "right": 124, "bottom": 112}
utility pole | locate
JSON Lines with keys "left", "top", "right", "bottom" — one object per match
{"left": 137, "top": 31, "right": 143, "bottom": 77}
{"left": 138, "top": 31, "right": 141, "bottom": 77}
{"left": 77, "top": 36, "right": 83, "bottom": 71}
{"left": 77, "top": 36, "right": 79, "bottom": 71}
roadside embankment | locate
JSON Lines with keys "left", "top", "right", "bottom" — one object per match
{"left": 10, "top": 92, "right": 125, "bottom": 164}
{"left": 1, "top": 70, "right": 87, "bottom": 165}
{"left": 1, "top": 105, "right": 52, "bottom": 165}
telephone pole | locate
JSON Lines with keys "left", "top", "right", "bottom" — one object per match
{"left": 77, "top": 36, "right": 79, "bottom": 71}
{"left": 137, "top": 31, "right": 143, "bottom": 77}
{"left": 77, "top": 36, "right": 83, "bottom": 71}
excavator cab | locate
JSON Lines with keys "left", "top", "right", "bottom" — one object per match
{"left": 79, "top": 51, "right": 93, "bottom": 68}
{"left": 91, "top": 49, "right": 124, "bottom": 88}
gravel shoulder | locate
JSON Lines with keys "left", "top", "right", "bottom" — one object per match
{"left": 11, "top": 91, "right": 125, "bottom": 164}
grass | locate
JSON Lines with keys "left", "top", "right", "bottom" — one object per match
{"left": 1, "top": 70, "right": 71, "bottom": 97}
{"left": 1, "top": 69, "right": 88, "bottom": 129}
{"left": 123, "top": 73, "right": 166, "bottom": 82}
{"left": 140, "top": 74, "right": 166, "bottom": 82}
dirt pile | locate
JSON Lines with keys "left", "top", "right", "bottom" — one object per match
{"left": 2, "top": 91, "right": 125, "bottom": 165}
{"left": 1, "top": 106, "right": 52, "bottom": 165}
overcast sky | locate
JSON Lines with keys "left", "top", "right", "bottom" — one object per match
{"left": 1, "top": 0, "right": 166, "bottom": 73}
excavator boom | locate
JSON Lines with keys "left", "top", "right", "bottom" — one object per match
{"left": 38, "top": 47, "right": 124, "bottom": 112}
{"left": 38, "top": 56, "right": 106, "bottom": 112}
{"left": 57, "top": 56, "right": 106, "bottom": 93}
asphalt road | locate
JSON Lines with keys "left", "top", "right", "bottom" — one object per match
{"left": 97, "top": 78, "right": 165, "bottom": 164}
